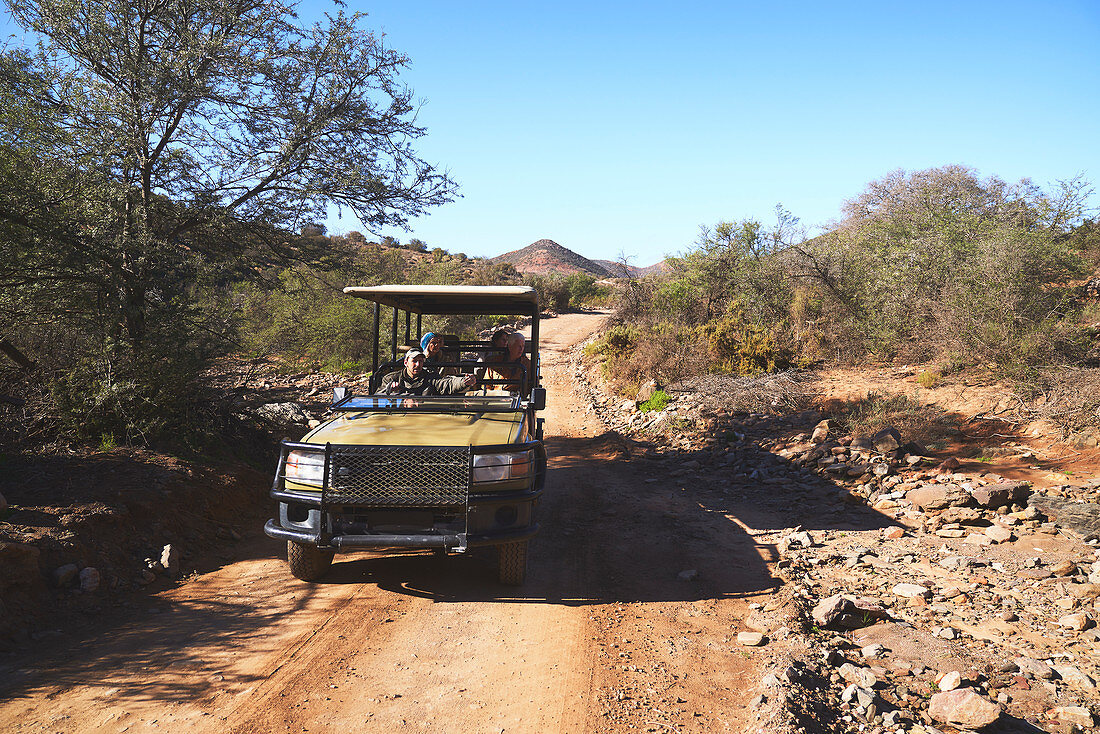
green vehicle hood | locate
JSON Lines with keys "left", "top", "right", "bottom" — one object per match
{"left": 300, "top": 410, "right": 525, "bottom": 447}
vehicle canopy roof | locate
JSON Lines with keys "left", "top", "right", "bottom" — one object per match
{"left": 343, "top": 285, "right": 539, "bottom": 315}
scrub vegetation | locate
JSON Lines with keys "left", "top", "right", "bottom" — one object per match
{"left": 588, "top": 167, "right": 1099, "bottom": 412}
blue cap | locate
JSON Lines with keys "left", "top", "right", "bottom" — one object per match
{"left": 420, "top": 332, "right": 437, "bottom": 351}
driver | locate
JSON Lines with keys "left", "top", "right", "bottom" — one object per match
{"left": 379, "top": 350, "right": 476, "bottom": 396}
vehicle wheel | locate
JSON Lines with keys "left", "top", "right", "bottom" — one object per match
{"left": 497, "top": 541, "right": 528, "bottom": 586}
{"left": 287, "top": 540, "right": 334, "bottom": 581}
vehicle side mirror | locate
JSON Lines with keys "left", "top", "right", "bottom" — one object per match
{"left": 530, "top": 387, "right": 546, "bottom": 411}
{"left": 332, "top": 387, "right": 347, "bottom": 405}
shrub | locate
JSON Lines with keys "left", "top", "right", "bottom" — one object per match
{"left": 638, "top": 389, "right": 670, "bottom": 413}
{"left": 916, "top": 370, "right": 940, "bottom": 388}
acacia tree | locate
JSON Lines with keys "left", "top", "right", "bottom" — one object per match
{"left": 2, "top": 0, "right": 456, "bottom": 348}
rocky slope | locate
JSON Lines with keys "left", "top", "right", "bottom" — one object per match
{"left": 572, "top": 348, "right": 1100, "bottom": 733}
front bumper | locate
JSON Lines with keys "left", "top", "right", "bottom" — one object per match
{"left": 265, "top": 440, "right": 545, "bottom": 552}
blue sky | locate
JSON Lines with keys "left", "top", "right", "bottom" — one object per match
{"left": 5, "top": 1, "right": 1099, "bottom": 266}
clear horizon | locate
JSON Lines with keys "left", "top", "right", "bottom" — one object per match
{"left": 4, "top": 1, "right": 1098, "bottom": 267}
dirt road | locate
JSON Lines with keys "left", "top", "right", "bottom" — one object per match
{"left": 0, "top": 312, "right": 773, "bottom": 733}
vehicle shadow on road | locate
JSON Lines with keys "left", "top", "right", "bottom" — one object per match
{"left": 0, "top": 562, "right": 336, "bottom": 706}
{"left": 319, "top": 425, "right": 897, "bottom": 607}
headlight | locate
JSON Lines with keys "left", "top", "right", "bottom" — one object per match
{"left": 472, "top": 450, "right": 533, "bottom": 483}
{"left": 285, "top": 449, "right": 326, "bottom": 485}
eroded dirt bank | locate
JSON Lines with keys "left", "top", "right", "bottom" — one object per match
{"left": 0, "top": 312, "right": 779, "bottom": 733}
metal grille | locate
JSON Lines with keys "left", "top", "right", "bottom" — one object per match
{"left": 324, "top": 446, "right": 470, "bottom": 507}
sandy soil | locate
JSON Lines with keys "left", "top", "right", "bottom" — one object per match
{"left": 0, "top": 312, "right": 771, "bottom": 733}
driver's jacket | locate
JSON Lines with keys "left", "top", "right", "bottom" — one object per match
{"left": 378, "top": 368, "right": 470, "bottom": 396}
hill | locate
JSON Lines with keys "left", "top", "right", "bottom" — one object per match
{"left": 594, "top": 259, "right": 670, "bottom": 278}
{"left": 492, "top": 239, "right": 610, "bottom": 278}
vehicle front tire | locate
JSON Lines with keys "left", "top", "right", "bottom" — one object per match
{"left": 497, "top": 540, "right": 528, "bottom": 586}
{"left": 287, "top": 540, "right": 334, "bottom": 581}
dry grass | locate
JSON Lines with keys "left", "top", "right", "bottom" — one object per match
{"left": 824, "top": 391, "right": 953, "bottom": 448}
{"left": 1010, "top": 367, "right": 1100, "bottom": 434}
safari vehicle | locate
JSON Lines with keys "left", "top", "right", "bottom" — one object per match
{"left": 264, "top": 285, "right": 547, "bottom": 585}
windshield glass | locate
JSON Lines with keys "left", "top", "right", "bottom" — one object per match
{"left": 333, "top": 395, "right": 520, "bottom": 411}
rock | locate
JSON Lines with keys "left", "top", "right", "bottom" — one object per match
{"left": 938, "top": 456, "right": 961, "bottom": 471}
{"left": 252, "top": 401, "right": 310, "bottom": 424}
{"left": 53, "top": 563, "right": 79, "bottom": 588}
{"left": 970, "top": 481, "right": 1030, "bottom": 509}
{"left": 1048, "top": 706, "right": 1095, "bottom": 728}
{"left": 811, "top": 594, "right": 889, "bottom": 630}
{"left": 78, "top": 567, "right": 100, "bottom": 593}
{"left": 1029, "top": 496, "right": 1100, "bottom": 539}
{"left": 811, "top": 420, "right": 830, "bottom": 444}
{"left": 160, "top": 544, "right": 181, "bottom": 578}
{"left": 964, "top": 533, "right": 993, "bottom": 546}
{"left": 839, "top": 663, "right": 878, "bottom": 688}
{"left": 872, "top": 427, "right": 902, "bottom": 453}
{"left": 939, "top": 506, "right": 985, "bottom": 525}
{"left": 778, "top": 530, "right": 815, "bottom": 552}
{"left": 907, "top": 484, "right": 971, "bottom": 512}
{"left": 936, "top": 671, "right": 962, "bottom": 691}
{"left": 677, "top": 569, "right": 698, "bottom": 581}
{"left": 928, "top": 688, "right": 1001, "bottom": 728}
{"left": 860, "top": 643, "right": 885, "bottom": 658}
{"left": 139, "top": 569, "right": 156, "bottom": 585}
{"left": 1052, "top": 664, "right": 1096, "bottom": 690}
{"left": 892, "top": 583, "right": 931, "bottom": 599}
{"left": 1015, "top": 657, "right": 1054, "bottom": 679}
{"left": 636, "top": 379, "right": 660, "bottom": 403}
{"left": 984, "top": 525, "right": 1014, "bottom": 543}
{"left": 1058, "top": 612, "right": 1093, "bottom": 631}
{"left": 841, "top": 684, "right": 875, "bottom": 708}
{"left": 883, "top": 526, "right": 905, "bottom": 540}
{"left": 737, "top": 631, "right": 766, "bottom": 646}
{"left": 1050, "top": 560, "right": 1077, "bottom": 577}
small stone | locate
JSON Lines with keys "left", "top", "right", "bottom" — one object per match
{"left": 1050, "top": 560, "right": 1077, "bottom": 577}
{"left": 964, "top": 533, "right": 993, "bottom": 546}
{"left": 936, "top": 528, "right": 966, "bottom": 538}
{"left": 53, "top": 563, "right": 79, "bottom": 588}
{"left": 737, "top": 631, "right": 766, "bottom": 647}
{"left": 811, "top": 420, "right": 830, "bottom": 443}
{"left": 79, "top": 567, "right": 100, "bottom": 593}
{"left": 984, "top": 525, "right": 1014, "bottom": 543}
{"left": 861, "top": 643, "right": 885, "bottom": 659}
{"left": 939, "top": 627, "right": 959, "bottom": 640}
{"left": 1015, "top": 657, "right": 1055, "bottom": 679}
{"left": 936, "top": 671, "right": 962, "bottom": 691}
{"left": 883, "top": 526, "right": 905, "bottom": 540}
{"left": 160, "top": 544, "right": 180, "bottom": 578}
{"left": 893, "top": 583, "right": 931, "bottom": 599}
{"left": 1048, "top": 706, "right": 1095, "bottom": 728}
{"left": 1001, "top": 611, "right": 1019, "bottom": 622}
{"left": 1058, "top": 613, "right": 1093, "bottom": 631}
{"left": 928, "top": 688, "right": 1001, "bottom": 728}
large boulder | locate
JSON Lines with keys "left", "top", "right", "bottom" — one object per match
{"left": 928, "top": 688, "right": 1001, "bottom": 728}
{"left": 970, "top": 480, "right": 1030, "bottom": 509}
{"left": 906, "top": 484, "right": 972, "bottom": 512}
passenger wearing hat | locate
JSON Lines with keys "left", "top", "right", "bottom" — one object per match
{"left": 420, "top": 332, "right": 458, "bottom": 376}
{"left": 379, "top": 349, "right": 476, "bottom": 396}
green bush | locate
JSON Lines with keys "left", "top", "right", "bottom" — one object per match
{"left": 638, "top": 389, "right": 670, "bottom": 413}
